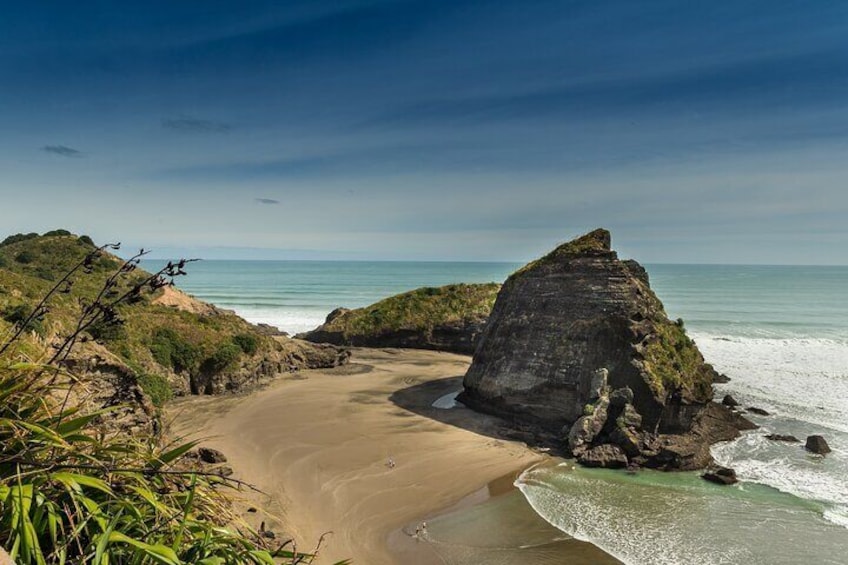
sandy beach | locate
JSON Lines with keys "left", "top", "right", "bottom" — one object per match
{"left": 168, "top": 348, "right": 617, "bottom": 564}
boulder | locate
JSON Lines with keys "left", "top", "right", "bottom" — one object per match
{"left": 616, "top": 403, "right": 643, "bottom": 429}
{"left": 253, "top": 323, "right": 289, "bottom": 337}
{"left": 589, "top": 368, "right": 609, "bottom": 401}
{"left": 198, "top": 447, "right": 228, "bottom": 464}
{"left": 609, "top": 386, "right": 634, "bottom": 407}
{"left": 746, "top": 406, "right": 770, "bottom": 416}
{"left": 765, "top": 434, "right": 800, "bottom": 443}
{"left": 215, "top": 465, "right": 234, "bottom": 478}
{"left": 721, "top": 394, "right": 739, "bottom": 407}
{"left": 567, "top": 397, "right": 609, "bottom": 455}
{"left": 702, "top": 466, "right": 738, "bottom": 485}
{"left": 610, "top": 426, "right": 643, "bottom": 457}
{"left": 805, "top": 435, "right": 831, "bottom": 455}
{"left": 578, "top": 444, "right": 629, "bottom": 468}
{"left": 713, "top": 373, "right": 731, "bottom": 384}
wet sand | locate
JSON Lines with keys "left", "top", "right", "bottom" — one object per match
{"left": 167, "top": 348, "right": 617, "bottom": 564}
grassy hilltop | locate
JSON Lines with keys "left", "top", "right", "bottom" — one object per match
{"left": 299, "top": 283, "right": 500, "bottom": 354}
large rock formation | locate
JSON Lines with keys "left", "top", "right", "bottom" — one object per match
{"left": 460, "top": 228, "right": 752, "bottom": 470}
{"left": 298, "top": 283, "right": 499, "bottom": 355}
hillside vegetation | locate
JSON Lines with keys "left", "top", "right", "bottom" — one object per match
{"left": 0, "top": 231, "right": 346, "bottom": 411}
{"left": 299, "top": 283, "right": 500, "bottom": 354}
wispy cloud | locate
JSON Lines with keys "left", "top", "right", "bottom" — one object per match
{"left": 42, "top": 145, "right": 84, "bottom": 158}
{"left": 161, "top": 117, "right": 232, "bottom": 133}
{"left": 255, "top": 198, "right": 279, "bottom": 205}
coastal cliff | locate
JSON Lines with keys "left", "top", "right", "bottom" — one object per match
{"left": 299, "top": 283, "right": 499, "bottom": 354}
{"left": 460, "top": 229, "right": 753, "bottom": 470}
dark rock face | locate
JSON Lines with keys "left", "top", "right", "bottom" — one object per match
{"left": 805, "top": 435, "right": 831, "bottom": 455}
{"left": 460, "top": 229, "right": 753, "bottom": 471}
{"left": 578, "top": 444, "right": 629, "bottom": 468}
{"left": 462, "top": 229, "right": 717, "bottom": 434}
{"left": 702, "top": 466, "right": 738, "bottom": 485}
{"left": 713, "top": 373, "right": 731, "bottom": 384}
{"left": 303, "top": 321, "right": 486, "bottom": 354}
{"left": 746, "top": 407, "right": 770, "bottom": 416}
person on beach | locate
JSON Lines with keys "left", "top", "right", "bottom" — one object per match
{"left": 387, "top": 456, "right": 395, "bottom": 469}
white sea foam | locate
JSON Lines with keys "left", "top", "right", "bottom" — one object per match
{"left": 219, "top": 307, "right": 327, "bottom": 334}
{"left": 693, "top": 333, "right": 848, "bottom": 433}
{"left": 515, "top": 465, "right": 748, "bottom": 565}
{"left": 516, "top": 463, "right": 848, "bottom": 565}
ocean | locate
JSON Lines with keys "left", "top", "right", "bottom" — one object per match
{"left": 151, "top": 260, "right": 848, "bottom": 564}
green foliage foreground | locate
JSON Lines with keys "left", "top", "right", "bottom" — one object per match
{"left": 0, "top": 237, "right": 345, "bottom": 564}
{"left": 0, "top": 359, "right": 297, "bottom": 565}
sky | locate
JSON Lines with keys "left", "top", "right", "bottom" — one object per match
{"left": 1, "top": 0, "right": 847, "bottom": 264}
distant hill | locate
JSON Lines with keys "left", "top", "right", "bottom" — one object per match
{"left": 298, "top": 283, "right": 500, "bottom": 354}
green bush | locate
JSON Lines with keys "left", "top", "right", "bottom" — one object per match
{"left": 1, "top": 303, "right": 43, "bottom": 335}
{"left": 14, "top": 249, "right": 36, "bottom": 264}
{"left": 203, "top": 343, "right": 242, "bottom": 373}
{"left": 42, "top": 229, "right": 71, "bottom": 237}
{"left": 34, "top": 265, "right": 56, "bottom": 281}
{"left": 232, "top": 333, "right": 259, "bottom": 354}
{"left": 136, "top": 372, "right": 173, "bottom": 407}
{"left": 88, "top": 319, "right": 128, "bottom": 342}
{"left": 150, "top": 328, "right": 202, "bottom": 374}
{"left": 0, "top": 232, "right": 38, "bottom": 247}
{"left": 78, "top": 234, "right": 95, "bottom": 246}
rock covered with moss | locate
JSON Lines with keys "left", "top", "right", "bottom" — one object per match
{"left": 460, "top": 228, "right": 752, "bottom": 470}
{"left": 298, "top": 283, "right": 500, "bottom": 354}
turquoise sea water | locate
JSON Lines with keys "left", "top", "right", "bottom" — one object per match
{"left": 150, "top": 260, "right": 848, "bottom": 564}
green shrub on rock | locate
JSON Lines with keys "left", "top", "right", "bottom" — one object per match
{"left": 203, "top": 343, "right": 243, "bottom": 373}
{"left": 232, "top": 332, "right": 259, "bottom": 354}
{"left": 136, "top": 372, "right": 173, "bottom": 407}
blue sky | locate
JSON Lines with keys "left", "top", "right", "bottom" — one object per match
{"left": 1, "top": 0, "right": 847, "bottom": 263}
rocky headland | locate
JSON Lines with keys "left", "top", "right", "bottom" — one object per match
{"left": 298, "top": 282, "right": 499, "bottom": 354}
{"left": 0, "top": 231, "right": 348, "bottom": 434}
{"left": 460, "top": 228, "right": 755, "bottom": 470}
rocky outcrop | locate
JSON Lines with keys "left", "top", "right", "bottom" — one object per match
{"left": 805, "top": 435, "right": 831, "bottom": 455}
{"left": 298, "top": 283, "right": 499, "bottom": 354}
{"left": 702, "top": 465, "right": 738, "bottom": 485}
{"left": 765, "top": 434, "right": 800, "bottom": 443}
{"left": 721, "top": 394, "right": 739, "bottom": 407}
{"left": 61, "top": 344, "right": 158, "bottom": 436}
{"left": 460, "top": 228, "right": 754, "bottom": 470}
{"left": 185, "top": 337, "right": 349, "bottom": 396}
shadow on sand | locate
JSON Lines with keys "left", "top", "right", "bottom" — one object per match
{"left": 389, "top": 374, "right": 561, "bottom": 453}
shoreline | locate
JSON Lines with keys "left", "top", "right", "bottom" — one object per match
{"left": 167, "top": 348, "right": 617, "bottom": 564}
